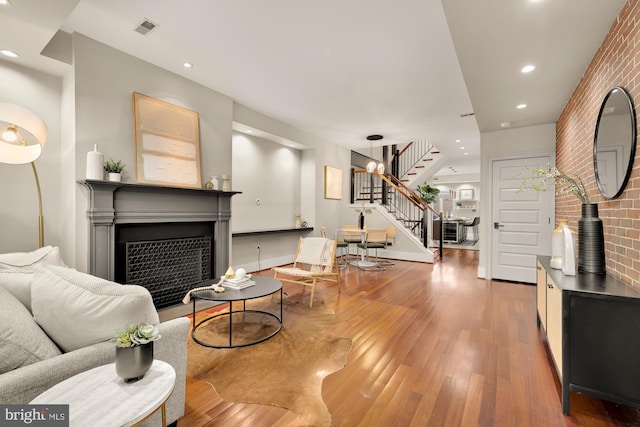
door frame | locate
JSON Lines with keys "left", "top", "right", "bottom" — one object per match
{"left": 482, "top": 150, "right": 555, "bottom": 281}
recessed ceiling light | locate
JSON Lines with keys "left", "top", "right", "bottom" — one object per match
{"left": 1, "top": 49, "right": 18, "bottom": 58}
{"left": 521, "top": 65, "right": 536, "bottom": 73}
{"left": 183, "top": 62, "right": 193, "bottom": 68}
{"left": 455, "top": 139, "right": 461, "bottom": 143}
{"left": 0, "top": 0, "right": 11, "bottom": 6}
{"left": 517, "top": 104, "right": 527, "bottom": 109}
{"left": 464, "top": 152, "right": 469, "bottom": 155}
{"left": 501, "top": 121, "right": 512, "bottom": 128}
{"left": 459, "top": 146, "right": 465, "bottom": 150}
{"left": 245, "top": 130, "right": 252, "bottom": 133}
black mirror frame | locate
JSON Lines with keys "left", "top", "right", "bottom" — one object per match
{"left": 593, "top": 86, "right": 637, "bottom": 200}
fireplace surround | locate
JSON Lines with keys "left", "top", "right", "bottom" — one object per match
{"left": 81, "top": 180, "right": 239, "bottom": 307}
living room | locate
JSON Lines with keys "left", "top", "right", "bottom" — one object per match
{"left": 2, "top": 0, "right": 640, "bottom": 426}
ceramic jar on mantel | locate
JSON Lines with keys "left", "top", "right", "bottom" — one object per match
{"left": 221, "top": 175, "right": 231, "bottom": 191}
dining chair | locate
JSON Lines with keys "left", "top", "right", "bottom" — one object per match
{"left": 356, "top": 228, "right": 388, "bottom": 271}
{"left": 461, "top": 217, "right": 480, "bottom": 243}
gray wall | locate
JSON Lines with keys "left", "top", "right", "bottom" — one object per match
{"left": 70, "top": 33, "right": 234, "bottom": 271}
{"left": 1, "top": 33, "right": 355, "bottom": 272}
{"left": 2, "top": 32, "right": 438, "bottom": 271}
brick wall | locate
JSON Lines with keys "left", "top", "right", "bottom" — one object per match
{"left": 556, "top": 0, "right": 640, "bottom": 288}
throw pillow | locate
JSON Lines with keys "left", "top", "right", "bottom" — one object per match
{"left": 31, "top": 265, "right": 160, "bottom": 353}
{"left": 0, "top": 246, "right": 67, "bottom": 272}
{"left": 0, "top": 286, "right": 61, "bottom": 374}
{"left": 0, "top": 271, "right": 33, "bottom": 313}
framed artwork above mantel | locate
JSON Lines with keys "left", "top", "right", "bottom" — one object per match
{"left": 132, "top": 92, "right": 202, "bottom": 189}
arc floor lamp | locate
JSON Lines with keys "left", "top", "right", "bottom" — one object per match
{"left": 0, "top": 103, "right": 48, "bottom": 248}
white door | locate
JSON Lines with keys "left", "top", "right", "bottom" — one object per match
{"left": 491, "top": 156, "right": 553, "bottom": 283}
{"left": 595, "top": 147, "right": 622, "bottom": 196}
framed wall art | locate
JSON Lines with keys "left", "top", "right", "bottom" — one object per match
{"left": 132, "top": 92, "right": 202, "bottom": 188}
{"left": 459, "top": 188, "right": 474, "bottom": 201}
{"left": 324, "top": 165, "right": 342, "bottom": 200}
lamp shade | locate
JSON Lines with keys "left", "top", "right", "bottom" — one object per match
{"left": 0, "top": 103, "right": 47, "bottom": 164}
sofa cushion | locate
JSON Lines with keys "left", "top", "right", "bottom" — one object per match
{"left": 0, "top": 246, "right": 67, "bottom": 314}
{"left": 31, "top": 265, "right": 160, "bottom": 353}
{"left": 0, "top": 246, "right": 66, "bottom": 272}
{"left": 0, "top": 286, "right": 62, "bottom": 374}
{"left": 0, "top": 271, "right": 33, "bottom": 313}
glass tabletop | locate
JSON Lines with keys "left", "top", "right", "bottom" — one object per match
{"left": 191, "top": 275, "right": 282, "bottom": 302}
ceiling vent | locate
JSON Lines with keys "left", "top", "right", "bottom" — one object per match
{"left": 134, "top": 18, "right": 158, "bottom": 36}
{"left": 459, "top": 112, "right": 475, "bottom": 118}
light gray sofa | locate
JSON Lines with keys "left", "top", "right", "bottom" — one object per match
{"left": 0, "top": 248, "right": 190, "bottom": 427}
{"left": 0, "top": 317, "right": 189, "bottom": 426}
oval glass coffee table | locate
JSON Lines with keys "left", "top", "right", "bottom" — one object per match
{"left": 190, "top": 276, "right": 283, "bottom": 348}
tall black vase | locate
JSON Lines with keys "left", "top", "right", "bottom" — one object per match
{"left": 578, "top": 203, "right": 606, "bottom": 274}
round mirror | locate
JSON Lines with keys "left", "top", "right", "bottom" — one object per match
{"left": 593, "top": 86, "right": 637, "bottom": 199}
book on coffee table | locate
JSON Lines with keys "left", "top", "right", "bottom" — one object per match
{"left": 221, "top": 278, "right": 255, "bottom": 289}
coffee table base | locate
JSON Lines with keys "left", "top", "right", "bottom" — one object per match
{"left": 191, "top": 289, "right": 283, "bottom": 348}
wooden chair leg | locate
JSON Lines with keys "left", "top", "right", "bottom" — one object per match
{"left": 309, "top": 280, "right": 317, "bottom": 308}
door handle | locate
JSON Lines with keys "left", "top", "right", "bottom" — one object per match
{"left": 494, "top": 222, "right": 504, "bottom": 229}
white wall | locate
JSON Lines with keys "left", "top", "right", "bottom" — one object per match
{"left": 0, "top": 60, "right": 63, "bottom": 255}
{"left": 231, "top": 103, "right": 352, "bottom": 271}
{"left": 232, "top": 132, "right": 302, "bottom": 231}
{"left": 479, "top": 123, "right": 556, "bottom": 278}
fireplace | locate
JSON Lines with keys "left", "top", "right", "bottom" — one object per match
{"left": 115, "top": 222, "right": 214, "bottom": 308}
{"left": 81, "top": 180, "right": 238, "bottom": 309}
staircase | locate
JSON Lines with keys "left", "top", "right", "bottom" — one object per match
{"left": 392, "top": 140, "right": 445, "bottom": 188}
{"left": 352, "top": 170, "right": 443, "bottom": 261}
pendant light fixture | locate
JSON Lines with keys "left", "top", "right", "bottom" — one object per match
{"left": 366, "top": 134, "right": 385, "bottom": 174}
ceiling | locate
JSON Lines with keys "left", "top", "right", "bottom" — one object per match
{"left": 0, "top": 0, "right": 625, "bottom": 177}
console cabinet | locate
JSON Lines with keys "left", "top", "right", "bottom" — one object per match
{"left": 536, "top": 256, "right": 640, "bottom": 414}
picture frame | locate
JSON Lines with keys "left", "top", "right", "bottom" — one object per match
{"left": 324, "top": 165, "right": 342, "bottom": 200}
{"left": 459, "top": 188, "right": 474, "bottom": 201}
{"left": 132, "top": 92, "right": 202, "bottom": 189}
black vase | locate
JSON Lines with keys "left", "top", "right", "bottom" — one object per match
{"left": 578, "top": 203, "right": 606, "bottom": 274}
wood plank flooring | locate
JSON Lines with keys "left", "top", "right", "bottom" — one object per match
{"left": 178, "top": 249, "right": 640, "bottom": 426}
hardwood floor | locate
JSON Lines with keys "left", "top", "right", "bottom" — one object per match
{"left": 178, "top": 249, "right": 640, "bottom": 426}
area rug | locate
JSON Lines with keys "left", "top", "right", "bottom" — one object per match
{"left": 186, "top": 292, "right": 352, "bottom": 426}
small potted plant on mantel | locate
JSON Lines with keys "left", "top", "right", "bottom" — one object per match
{"left": 104, "top": 159, "right": 125, "bottom": 182}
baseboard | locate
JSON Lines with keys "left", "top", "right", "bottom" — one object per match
{"left": 158, "top": 299, "right": 223, "bottom": 321}
{"left": 236, "top": 254, "right": 295, "bottom": 274}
